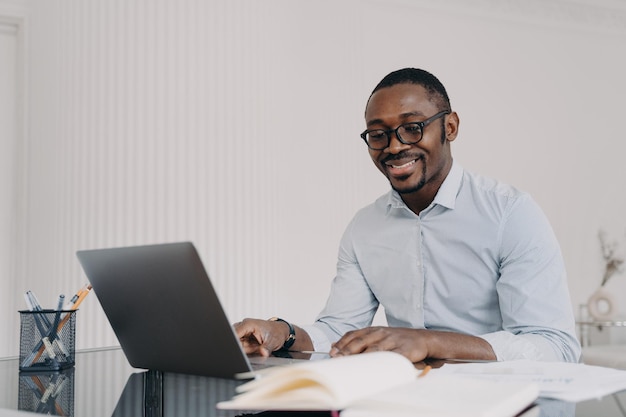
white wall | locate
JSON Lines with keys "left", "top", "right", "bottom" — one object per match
{"left": 1, "top": 0, "right": 626, "bottom": 357}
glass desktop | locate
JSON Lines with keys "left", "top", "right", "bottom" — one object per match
{"left": 0, "top": 347, "right": 625, "bottom": 417}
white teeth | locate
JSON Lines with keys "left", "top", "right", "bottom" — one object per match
{"left": 390, "top": 160, "right": 416, "bottom": 169}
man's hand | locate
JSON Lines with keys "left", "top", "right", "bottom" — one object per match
{"left": 234, "top": 318, "right": 314, "bottom": 356}
{"left": 234, "top": 318, "right": 288, "bottom": 357}
{"left": 329, "top": 326, "right": 496, "bottom": 363}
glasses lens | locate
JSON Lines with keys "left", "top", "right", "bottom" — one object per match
{"left": 365, "top": 130, "right": 388, "bottom": 149}
{"left": 397, "top": 123, "right": 423, "bottom": 144}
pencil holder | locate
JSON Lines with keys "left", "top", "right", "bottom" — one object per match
{"left": 18, "top": 367, "right": 75, "bottom": 417}
{"left": 18, "top": 310, "right": 76, "bottom": 372}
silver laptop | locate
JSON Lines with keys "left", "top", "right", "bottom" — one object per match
{"left": 76, "top": 242, "right": 303, "bottom": 379}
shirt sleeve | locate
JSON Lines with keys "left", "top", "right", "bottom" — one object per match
{"left": 490, "top": 194, "right": 581, "bottom": 362}
{"left": 303, "top": 216, "right": 380, "bottom": 350}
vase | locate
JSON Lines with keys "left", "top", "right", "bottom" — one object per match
{"left": 587, "top": 286, "right": 618, "bottom": 321}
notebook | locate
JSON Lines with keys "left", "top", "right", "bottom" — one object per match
{"left": 76, "top": 241, "right": 305, "bottom": 379}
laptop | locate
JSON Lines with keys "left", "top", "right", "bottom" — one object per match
{"left": 76, "top": 241, "right": 306, "bottom": 379}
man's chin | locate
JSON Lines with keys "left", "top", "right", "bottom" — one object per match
{"left": 390, "top": 178, "right": 425, "bottom": 195}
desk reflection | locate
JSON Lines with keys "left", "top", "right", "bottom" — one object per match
{"left": 18, "top": 368, "right": 75, "bottom": 416}
{"left": 111, "top": 370, "right": 242, "bottom": 417}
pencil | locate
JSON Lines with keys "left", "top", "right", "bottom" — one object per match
{"left": 418, "top": 365, "right": 432, "bottom": 378}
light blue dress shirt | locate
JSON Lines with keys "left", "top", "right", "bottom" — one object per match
{"left": 302, "top": 161, "right": 581, "bottom": 362}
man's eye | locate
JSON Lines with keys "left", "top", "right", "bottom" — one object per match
{"left": 368, "top": 131, "right": 387, "bottom": 140}
{"left": 403, "top": 124, "right": 422, "bottom": 134}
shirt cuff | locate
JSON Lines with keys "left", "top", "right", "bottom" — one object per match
{"left": 300, "top": 324, "right": 333, "bottom": 353}
{"left": 479, "top": 331, "right": 556, "bottom": 361}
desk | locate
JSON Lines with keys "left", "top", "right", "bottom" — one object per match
{"left": 0, "top": 347, "right": 625, "bottom": 417}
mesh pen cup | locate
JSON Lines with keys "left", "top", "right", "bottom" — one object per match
{"left": 19, "top": 310, "right": 76, "bottom": 372}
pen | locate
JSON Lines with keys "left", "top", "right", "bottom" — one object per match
{"left": 27, "top": 290, "right": 43, "bottom": 311}
{"left": 23, "top": 292, "right": 50, "bottom": 338}
{"left": 25, "top": 291, "right": 52, "bottom": 328}
{"left": 418, "top": 365, "right": 432, "bottom": 378}
{"left": 23, "top": 292, "right": 34, "bottom": 311}
{"left": 48, "top": 294, "right": 65, "bottom": 341}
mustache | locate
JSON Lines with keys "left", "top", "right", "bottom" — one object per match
{"left": 382, "top": 153, "right": 423, "bottom": 164}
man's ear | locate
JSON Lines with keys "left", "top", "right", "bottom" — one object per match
{"left": 445, "top": 111, "right": 460, "bottom": 142}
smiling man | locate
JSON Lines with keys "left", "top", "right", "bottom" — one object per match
{"left": 235, "top": 68, "right": 581, "bottom": 363}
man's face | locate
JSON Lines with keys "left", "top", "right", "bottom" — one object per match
{"left": 365, "top": 83, "right": 456, "bottom": 196}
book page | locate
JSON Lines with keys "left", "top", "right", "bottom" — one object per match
{"left": 342, "top": 374, "right": 539, "bottom": 417}
{"left": 218, "top": 351, "right": 418, "bottom": 410}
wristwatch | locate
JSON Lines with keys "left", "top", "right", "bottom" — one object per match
{"left": 268, "top": 317, "right": 296, "bottom": 350}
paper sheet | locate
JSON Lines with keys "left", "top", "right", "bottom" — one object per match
{"left": 435, "top": 360, "right": 626, "bottom": 402}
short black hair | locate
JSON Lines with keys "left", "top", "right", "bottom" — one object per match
{"left": 368, "top": 68, "right": 451, "bottom": 112}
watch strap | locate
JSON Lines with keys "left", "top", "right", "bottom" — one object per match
{"left": 269, "top": 317, "right": 296, "bottom": 350}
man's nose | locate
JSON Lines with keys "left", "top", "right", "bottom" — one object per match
{"left": 386, "top": 131, "right": 409, "bottom": 154}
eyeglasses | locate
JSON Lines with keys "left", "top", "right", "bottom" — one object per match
{"left": 359, "top": 110, "right": 450, "bottom": 150}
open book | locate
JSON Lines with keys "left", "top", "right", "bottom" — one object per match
{"left": 217, "top": 351, "right": 539, "bottom": 416}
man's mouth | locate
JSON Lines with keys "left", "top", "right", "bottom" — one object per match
{"left": 383, "top": 156, "right": 422, "bottom": 177}
{"left": 386, "top": 159, "right": 417, "bottom": 169}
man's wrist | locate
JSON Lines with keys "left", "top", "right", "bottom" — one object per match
{"left": 268, "top": 317, "right": 296, "bottom": 350}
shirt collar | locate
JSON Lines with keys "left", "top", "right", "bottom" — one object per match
{"left": 386, "top": 160, "right": 463, "bottom": 211}
{"left": 432, "top": 159, "right": 463, "bottom": 210}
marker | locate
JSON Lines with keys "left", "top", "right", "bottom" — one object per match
{"left": 53, "top": 339, "right": 69, "bottom": 358}
{"left": 55, "top": 294, "right": 65, "bottom": 312}
{"left": 42, "top": 337, "right": 56, "bottom": 359}
{"left": 51, "top": 374, "right": 68, "bottom": 398}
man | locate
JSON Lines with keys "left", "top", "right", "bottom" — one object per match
{"left": 235, "top": 68, "right": 581, "bottom": 363}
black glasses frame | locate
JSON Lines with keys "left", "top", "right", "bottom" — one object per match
{"left": 360, "top": 110, "right": 450, "bottom": 150}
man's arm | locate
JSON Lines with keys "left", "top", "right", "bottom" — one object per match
{"left": 492, "top": 196, "right": 581, "bottom": 362}
{"left": 329, "top": 327, "right": 496, "bottom": 362}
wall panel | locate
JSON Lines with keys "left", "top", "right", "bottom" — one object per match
{"left": 0, "top": 12, "right": 23, "bottom": 361}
